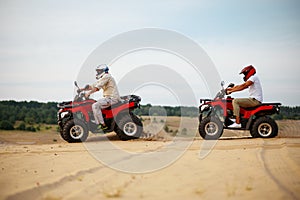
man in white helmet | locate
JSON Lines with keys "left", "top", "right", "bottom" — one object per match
{"left": 82, "top": 64, "right": 121, "bottom": 130}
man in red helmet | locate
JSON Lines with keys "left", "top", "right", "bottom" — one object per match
{"left": 226, "top": 65, "right": 263, "bottom": 128}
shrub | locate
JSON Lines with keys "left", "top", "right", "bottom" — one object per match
{"left": 17, "top": 122, "right": 26, "bottom": 130}
{"left": 164, "top": 125, "right": 169, "bottom": 132}
{"left": 26, "top": 126, "right": 36, "bottom": 132}
{"left": 181, "top": 128, "right": 188, "bottom": 135}
{"left": 0, "top": 120, "right": 14, "bottom": 130}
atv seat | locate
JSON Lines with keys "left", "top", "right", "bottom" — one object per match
{"left": 261, "top": 103, "right": 281, "bottom": 106}
{"left": 243, "top": 103, "right": 281, "bottom": 111}
{"left": 103, "top": 101, "right": 125, "bottom": 110}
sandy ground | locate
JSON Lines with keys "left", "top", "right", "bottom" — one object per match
{"left": 0, "top": 120, "right": 300, "bottom": 200}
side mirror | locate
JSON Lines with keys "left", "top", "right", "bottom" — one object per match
{"left": 221, "top": 81, "right": 225, "bottom": 87}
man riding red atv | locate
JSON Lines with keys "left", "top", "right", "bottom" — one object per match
{"left": 198, "top": 65, "right": 281, "bottom": 140}
{"left": 57, "top": 64, "right": 143, "bottom": 143}
{"left": 57, "top": 84, "right": 143, "bottom": 142}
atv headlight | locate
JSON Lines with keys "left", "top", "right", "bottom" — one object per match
{"left": 200, "top": 105, "right": 210, "bottom": 112}
{"left": 275, "top": 106, "right": 280, "bottom": 113}
{"left": 60, "top": 111, "right": 69, "bottom": 118}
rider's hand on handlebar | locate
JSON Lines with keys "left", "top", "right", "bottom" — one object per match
{"left": 85, "top": 92, "right": 90, "bottom": 99}
{"left": 226, "top": 88, "right": 233, "bottom": 95}
{"left": 84, "top": 84, "right": 90, "bottom": 90}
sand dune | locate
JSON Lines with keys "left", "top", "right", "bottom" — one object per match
{"left": 0, "top": 120, "right": 299, "bottom": 200}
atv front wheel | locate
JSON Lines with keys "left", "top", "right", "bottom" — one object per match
{"left": 115, "top": 114, "right": 143, "bottom": 140}
{"left": 61, "top": 119, "right": 89, "bottom": 143}
{"left": 250, "top": 116, "right": 278, "bottom": 138}
{"left": 199, "top": 117, "right": 223, "bottom": 140}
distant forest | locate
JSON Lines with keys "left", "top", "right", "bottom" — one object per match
{"left": 0, "top": 101, "right": 57, "bottom": 131}
{"left": 0, "top": 100, "right": 299, "bottom": 130}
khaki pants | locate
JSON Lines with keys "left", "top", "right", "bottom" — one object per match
{"left": 232, "top": 98, "right": 261, "bottom": 117}
{"left": 92, "top": 97, "right": 119, "bottom": 124}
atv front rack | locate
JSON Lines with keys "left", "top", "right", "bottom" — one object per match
{"left": 200, "top": 99, "right": 212, "bottom": 104}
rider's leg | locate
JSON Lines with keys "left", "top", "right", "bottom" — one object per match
{"left": 233, "top": 98, "right": 261, "bottom": 124}
{"left": 92, "top": 98, "right": 110, "bottom": 125}
{"left": 232, "top": 98, "right": 241, "bottom": 124}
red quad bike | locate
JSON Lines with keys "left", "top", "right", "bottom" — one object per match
{"left": 57, "top": 81, "right": 143, "bottom": 142}
{"left": 198, "top": 81, "right": 281, "bottom": 140}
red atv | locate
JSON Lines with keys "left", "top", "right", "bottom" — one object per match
{"left": 198, "top": 81, "right": 281, "bottom": 140}
{"left": 57, "top": 82, "right": 143, "bottom": 142}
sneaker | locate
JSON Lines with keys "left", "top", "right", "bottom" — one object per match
{"left": 228, "top": 122, "right": 241, "bottom": 128}
{"left": 97, "top": 124, "right": 108, "bottom": 131}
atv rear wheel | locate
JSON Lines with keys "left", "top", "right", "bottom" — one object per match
{"left": 250, "top": 116, "right": 278, "bottom": 138}
{"left": 199, "top": 117, "right": 223, "bottom": 140}
{"left": 62, "top": 119, "right": 88, "bottom": 143}
{"left": 115, "top": 114, "right": 143, "bottom": 140}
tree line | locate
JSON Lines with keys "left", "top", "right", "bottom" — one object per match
{"left": 0, "top": 100, "right": 299, "bottom": 130}
{"left": 133, "top": 104, "right": 199, "bottom": 117}
{"left": 272, "top": 106, "right": 300, "bottom": 120}
{"left": 0, "top": 100, "right": 57, "bottom": 130}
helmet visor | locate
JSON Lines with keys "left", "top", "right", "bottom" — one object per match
{"left": 96, "top": 69, "right": 104, "bottom": 75}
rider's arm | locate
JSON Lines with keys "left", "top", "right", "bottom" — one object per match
{"left": 85, "top": 74, "right": 109, "bottom": 97}
{"left": 228, "top": 80, "right": 253, "bottom": 94}
{"left": 79, "top": 84, "right": 92, "bottom": 91}
{"left": 86, "top": 87, "right": 99, "bottom": 96}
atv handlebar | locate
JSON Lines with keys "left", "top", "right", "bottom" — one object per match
{"left": 214, "top": 82, "right": 235, "bottom": 100}
{"left": 74, "top": 81, "right": 90, "bottom": 102}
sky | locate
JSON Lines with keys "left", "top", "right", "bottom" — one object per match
{"left": 0, "top": 0, "right": 299, "bottom": 106}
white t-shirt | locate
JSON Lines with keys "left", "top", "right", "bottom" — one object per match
{"left": 248, "top": 74, "right": 263, "bottom": 102}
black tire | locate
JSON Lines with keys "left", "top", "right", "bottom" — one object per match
{"left": 250, "top": 116, "right": 278, "bottom": 138}
{"left": 61, "top": 119, "right": 88, "bottom": 143}
{"left": 59, "top": 125, "right": 68, "bottom": 141}
{"left": 199, "top": 117, "right": 223, "bottom": 140}
{"left": 115, "top": 114, "right": 143, "bottom": 141}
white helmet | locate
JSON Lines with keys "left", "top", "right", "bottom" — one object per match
{"left": 95, "top": 64, "right": 109, "bottom": 79}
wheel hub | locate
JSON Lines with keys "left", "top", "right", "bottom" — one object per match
{"left": 70, "top": 125, "right": 84, "bottom": 139}
{"left": 205, "top": 122, "right": 218, "bottom": 136}
{"left": 258, "top": 123, "right": 272, "bottom": 137}
{"left": 123, "top": 122, "right": 137, "bottom": 136}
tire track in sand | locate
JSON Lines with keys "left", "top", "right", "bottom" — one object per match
{"left": 5, "top": 165, "right": 105, "bottom": 200}
{"left": 5, "top": 147, "right": 146, "bottom": 200}
{"left": 259, "top": 139, "right": 300, "bottom": 200}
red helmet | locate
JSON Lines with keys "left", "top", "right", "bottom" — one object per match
{"left": 240, "top": 65, "right": 256, "bottom": 81}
